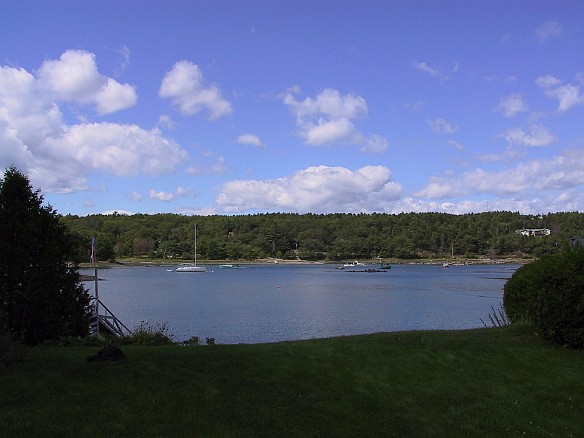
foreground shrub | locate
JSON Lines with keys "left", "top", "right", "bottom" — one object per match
{"left": 119, "top": 321, "right": 175, "bottom": 346}
{"left": 504, "top": 247, "right": 584, "bottom": 348}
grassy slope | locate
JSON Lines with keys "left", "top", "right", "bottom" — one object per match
{"left": 1, "top": 325, "right": 582, "bottom": 437}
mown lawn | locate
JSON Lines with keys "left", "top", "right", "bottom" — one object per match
{"left": 1, "top": 324, "right": 582, "bottom": 437}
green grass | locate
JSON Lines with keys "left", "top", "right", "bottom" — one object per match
{"left": 1, "top": 324, "right": 582, "bottom": 437}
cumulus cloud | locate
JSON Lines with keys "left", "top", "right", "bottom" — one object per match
{"left": 495, "top": 94, "right": 528, "bottom": 117}
{"left": 536, "top": 75, "right": 584, "bottom": 112}
{"left": 127, "top": 192, "right": 143, "bottom": 202}
{"left": 411, "top": 61, "right": 457, "bottom": 80}
{"left": 429, "top": 117, "right": 457, "bottom": 134}
{"left": 216, "top": 165, "right": 402, "bottom": 213}
{"left": 237, "top": 133, "right": 263, "bottom": 147}
{"left": 283, "top": 88, "right": 388, "bottom": 153}
{"left": 387, "top": 197, "right": 564, "bottom": 215}
{"left": 0, "top": 53, "right": 189, "bottom": 194}
{"left": 416, "top": 147, "right": 584, "bottom": 202}
{"left": 159, "top": 60, "right": 232, "bottom": 120}
{"left": 502, "top": 125, "right": 556, "bottom": 147}
{"left": 37, "top": 50, "right": 137, "bottom": 114}
{"left": 411, "top": 61, "right": 440, "bottom": 78}
{"left": 536, "top": 21, "right": 561, "bottom": 42}
{"left": 46, "top": 123, "right": 188, "bottom": 177}
{"left": 476, "top": 125, "right": 556, "bottom": 163}
{"left": 186, "top": 154, "right": 227, "bottom": 175}
{"left": 149, "top": 189, "right": 175, "bottom": 202}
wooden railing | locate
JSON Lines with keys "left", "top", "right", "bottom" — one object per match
{"left": 89, "top": 298, "right": 132, "bottom": 338}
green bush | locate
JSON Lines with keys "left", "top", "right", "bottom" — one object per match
{"left": 504, "top": 247, "right": 584, "bottom": 348}
{"left": 119, "top": 321, "right": 175, "bottom": 346}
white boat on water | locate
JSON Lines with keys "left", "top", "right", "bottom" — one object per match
{"left": 176, "top": 224, "right": 207, "bottom": 273}
{"left": 343, "top": 261, "right": 366, "bottom": 267}
{"left": 176, "top": 263, "right": 206, "bottom": 272}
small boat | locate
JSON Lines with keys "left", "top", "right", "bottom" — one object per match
{"left": 442, "top": 262, "right": 449, "bottom": 268}
{"left": 176, "top": 224, "right": 207, "bottom": 273}
{"left": 220, "top": 264, "right": 244, "bottom": 269}
{"left": 343, "top": 261, "right": 366, "bottom": 267}
{"left": 379, "top": 263, "right": 391, "bottom": 270}
{"left": 176, "top": 263, "right": 206, "bottom": 272}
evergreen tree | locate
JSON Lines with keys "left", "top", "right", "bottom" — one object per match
{"left": 0, "top": 167, "right": 91, "bottom": 345}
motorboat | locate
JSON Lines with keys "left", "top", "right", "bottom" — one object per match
{"left": 343, "top": 261, "right": 366, "bottom": 267}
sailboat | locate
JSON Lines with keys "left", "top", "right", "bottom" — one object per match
{"left": 176, "top": 224, "right": 207, "bottom": 272}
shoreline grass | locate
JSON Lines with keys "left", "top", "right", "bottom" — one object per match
{"left": 1, "top": 324, "right": 582, "bottom": 437}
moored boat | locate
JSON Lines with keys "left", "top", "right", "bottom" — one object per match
{"left": 176, "top": 263, "right": 206, "bottom": 272}
{"left": 176, "top": 224, "right": 207, "bottom": 273}
{"left": 343, "top": 261, "right": 366, "bottom": 267}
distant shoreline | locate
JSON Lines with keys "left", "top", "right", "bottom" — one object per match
{"left": 79, "top": 256, "right": 531, "bottom": 270}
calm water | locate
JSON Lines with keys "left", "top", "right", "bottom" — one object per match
{"left": 83, "top": 263, "right": 517, "bottom": 344}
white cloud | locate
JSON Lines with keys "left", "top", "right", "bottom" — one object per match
{"left": 429, "top": 117, "right": 457, "bottom": 134}
{"left": 159, "top": 60, "right": 232, "bottom": 120}
{"left": 127, "top": 192, "right": 143, "bottom": 202}
{"left": 411, "top": 61, "right": 440, "bottom": 78}
{"left": 502, "top": 125, "right": 555, "bottom": 147}
{"left": 536, "top": 21, "right": 561, "bottom": 42}
{"left": 416, "top": 147, "right": 584, "bottom": 201}
{"left": 495, "top": 94, "right": 528, "bottom": 117}
{"left": 186, "top": 154, "right": 227, "bottom": 175}
{"left": 0, "top": 55, "right": 189, "bottom": 194}
{"left": 405, "top": 101, "right": 426, "bottom": 111}
{"left": 157, "top": 114, "right": 175, "bottom": 130}
{"left": 536, "top": 75, "right": 584, "bottom": 112}
{"left": 387, "top": 197, "right": 560, "bottom": 215}
{"left": 216, "top": 165, "right": 402, "bottom": 213}
{"left": 176, "top": 186, "right": 191, "bottom": 197}
{"left": 449, "top": 140, "right": 465, "bottom": 152}
{"left": 305, "top": 118, "right": 358, "bottom": 145}
{"left": 176, "top": 206, "right": 217, "bottom": 216}
{"left": 46, "top": 123, "right": 188, "bottom": 177}
{"left": 283, "top": 88, "right": 389, "bottom": 152}
{"left": 212, "top": 156, "right": 228, "bottom": 174}
{"left": 37, "top": 50, "right": 137, "bottom": 114}
{"left": 115, "top": 45, "right": 131, "bottom": 72}
{"left": 361, "top": 134, "right": 389, "bottom": 154}
{"left": 237, "top": 133, "right": 263, "bottom": 147}
{"left": 535, "top": 75, "right": 561, "bottom": 88}
{"left": 100, "top": 209, "right": 134, "bottom": 216}
{"left": 149, "top": 189, "right": 175, "bottom": 202}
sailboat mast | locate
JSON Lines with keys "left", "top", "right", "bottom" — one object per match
{"left": 194, "top": 224, "right": 197, "bottom": 266}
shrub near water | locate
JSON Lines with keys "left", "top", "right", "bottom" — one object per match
{"left": 504, "top": 247, "right": 584, "bottom": 348}
{"left": 119, "top": 321, "right": 175, "bottom": 346}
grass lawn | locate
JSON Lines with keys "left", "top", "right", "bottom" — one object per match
{"left": 1, "top": 324, "right": 582, "bottom": 437}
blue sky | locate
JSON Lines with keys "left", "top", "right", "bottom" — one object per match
{"left": 1, "top": 1, "right": 584, "bottom": 216}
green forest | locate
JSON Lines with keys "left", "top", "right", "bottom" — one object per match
{"left": 60, "top": 211, "right": 584, "bottom": 263}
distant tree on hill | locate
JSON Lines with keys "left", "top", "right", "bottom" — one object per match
{"left": 0, "top": 167, "right": 91, "bottom": 345}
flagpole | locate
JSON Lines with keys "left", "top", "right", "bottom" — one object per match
{"left": 92, "top": 237, "right": 99, "bottom": 334}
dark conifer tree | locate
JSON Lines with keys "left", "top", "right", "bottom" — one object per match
{"left": 0, "top": 167, "right": 91, "bottom": 345}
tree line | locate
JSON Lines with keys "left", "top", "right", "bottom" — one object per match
{"left": 60, "top": 211, "right": 584, "bottom": 262}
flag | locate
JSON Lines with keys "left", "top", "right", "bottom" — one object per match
{"left": 90, "top": 237, "right": 96, "bottom": 264}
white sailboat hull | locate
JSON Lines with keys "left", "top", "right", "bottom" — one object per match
{"left": 176, "top": 263, "right": 206, "bottom": 272}
{"left": 176, "top": 224, "right": 206, "bottom": 272}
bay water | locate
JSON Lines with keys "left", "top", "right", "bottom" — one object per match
{"left": 83, "top": 263, "right": 517, "bottom": 344}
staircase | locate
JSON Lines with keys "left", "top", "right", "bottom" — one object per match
{"left": 89, "top": 298, "right": 132, "bottom": 338}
